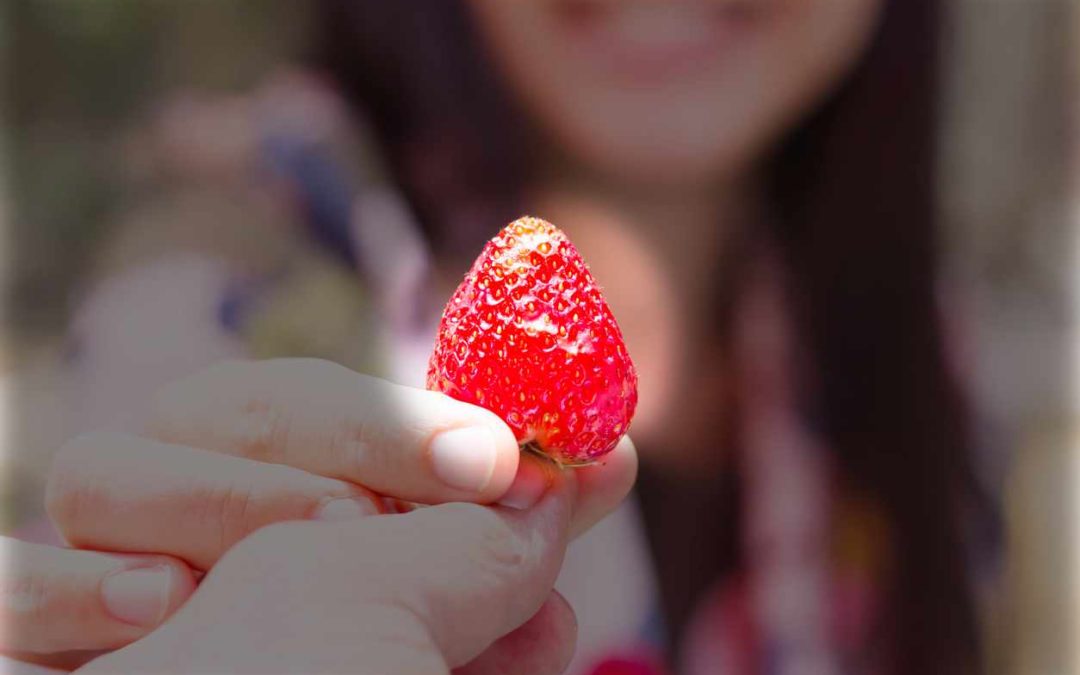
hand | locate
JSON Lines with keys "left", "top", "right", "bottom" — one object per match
{"left": 0, "top": 537, "right": 195, "bottom": 671}
{"left": 78, "top": 473, "right": 584, "bottom": 674}
{"left": 6, "top": 359, "right": 636, "bottom": 671}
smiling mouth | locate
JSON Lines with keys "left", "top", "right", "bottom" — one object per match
{"left": 550, "top": 1, "right": 764, "bottom": 83}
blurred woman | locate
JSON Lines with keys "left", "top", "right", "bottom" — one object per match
{"left": 16, "top": 1, "right": 998, "bottom": 674}
{"left": 314, "top": 1, "right": 997, "bottom": 673}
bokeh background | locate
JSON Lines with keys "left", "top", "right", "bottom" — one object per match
{"left": 2, "top": 2, "right": 1078, "bottom": 674}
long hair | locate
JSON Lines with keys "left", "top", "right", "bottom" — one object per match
{"left": 771, "top": 2, "right": 986, "bottom": 671}
{"left": 318, "top": 1, "right": 990, "bottom": 672}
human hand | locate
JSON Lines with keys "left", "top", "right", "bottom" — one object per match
{"left": 7, "top": 359, "right": 636, "bottom": 671}
{"left": 78, "top": 471, "right": 585, "bottom": 674}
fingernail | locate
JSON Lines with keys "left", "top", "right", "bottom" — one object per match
{"left": 430, "top": 426, "right": 497, "bottom": 492}
{"left": 101, "top": 566, "right": 172, "bottom": 627}
{"left": 316, "top": 495, "right": 381, "bottom": 521}
{"left": 498, "top": 458, "right": 550, "bottom": 510}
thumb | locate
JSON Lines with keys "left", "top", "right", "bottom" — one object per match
{"left": 351, "top": 455, "right": 576, "bottom": 669}
{"left": 1, "top": 538, "right": 196, "bottom": 656}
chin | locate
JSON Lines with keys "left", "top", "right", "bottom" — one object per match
{"left": 556, "top": 120, "right": 763, "bottom": 190}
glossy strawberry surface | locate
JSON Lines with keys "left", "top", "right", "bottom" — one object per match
{"left": 427, "top": 216, "right": 638, "bottom": 465}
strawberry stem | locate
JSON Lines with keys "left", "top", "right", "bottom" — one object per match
{"left": 520, "top": 440, "right": 560, "bottom": 467}
{"left": 518, "top": 441, "right": 599, "bottom": 469}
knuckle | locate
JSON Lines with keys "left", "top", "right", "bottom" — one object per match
{"left": 316, "top": 375, "right": 390, "bottom": 477}
{"left": 243, "top": 464, "right": 356, "bottom": 525}
{"left": 476, "top": 519, "right": 526, "bottom": 570}
{"left": 207, "top": 480, "right": 260, "bottom": 551}
{"left": 146, "top": 361, "right": 255, "bottom": 441}
{"left": 437, "top": 503, "right": 526, "bottom": 569}
{"left": 4, "top": 561, "right": 49, "bottom": 618}
{"left": 1, "top": 544, "right": 95, "bottom": 653}
{"left": 231, "top": 394, "right": 290, "bottom": 461}
{"left": 260, "top": 359, "right": 389, "bottom": 478}
{"left": 196, "top": 363, "right": 293, "bottom": 460}
{"left": 3, "top": 568, "right": 54, "bottom": 650}
{"left": 225, "top": 359, "right": 351, "bottom": 460}
{"left": 204, "top": 464, "right": 319, "bottom": 551}
{"left": 329, "top": 411, "right": 382, "bottom": 477}
{"left": 45, "top": 431, "right": 120, "bottom": 531}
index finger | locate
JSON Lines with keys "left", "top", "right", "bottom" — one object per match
{"left": 140, "top": 359, "right": 521, "bottom": 505}
{"left": 494, "top": 435, "right": 637, "bottom": 536}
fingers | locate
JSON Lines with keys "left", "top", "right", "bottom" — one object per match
{"left": 75, "top": 472, "right": 579, "bottom": 675}
{"left": 136, "top": 357, "right": 636, "bottom": 534}
{"left": 454, "top": 591, "right": 578, "bottom": 675}
{"left": 568, "top": 435, "right": 638, "bottom": 539}
{"left": 47, "top": 426, "right": 635, "bottom": 578}
{"left": 363, "top": 470, "right": 576, "bottom": 667}
{"left": 142, "top": 359, "right": 521, "bottom": 505}
{"left": 496, "top": 436, "right": 638, "bottom": 539}
{"left": 47, "top": 431, "right": 384, "bottom": 570}
{"left": 204, "top": 466, "right": 577, "bottom": 669}
{"left": 0, "top": 538, "right": 195, "bottom": 655}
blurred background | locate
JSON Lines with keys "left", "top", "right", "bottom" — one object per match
{"left": 2, "top": 1, "right": 1078, "bottom": 674}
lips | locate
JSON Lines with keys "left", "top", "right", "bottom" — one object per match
{"left": 550, "top": 1, "right": 762, "bottom": 83}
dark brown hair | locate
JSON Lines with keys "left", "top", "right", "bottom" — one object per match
{"left": 772, "top": 2, "right": 988, "bottom": 672}
{"left": 318, "top": 1, "right": 993, "bottom": 672}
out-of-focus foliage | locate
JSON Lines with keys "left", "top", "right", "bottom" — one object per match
{"left": 7, "top": 0, "right": 310, "bottom": 339}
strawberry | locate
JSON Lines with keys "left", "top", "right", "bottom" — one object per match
{"left": 427, "top": 216, "right": 638, "bottom": 465}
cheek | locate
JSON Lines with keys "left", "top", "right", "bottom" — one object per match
{"left": 469, "top": 0, "right": 883, "bottom": 186}
{"left": 749, "top": 0, "right": 884, "bottom": 133}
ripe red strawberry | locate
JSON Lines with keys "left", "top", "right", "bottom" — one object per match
{"left": 427, "top": 216, "right": 638, "bottom": 465}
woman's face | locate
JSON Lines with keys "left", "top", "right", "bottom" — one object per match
{"left": 468, "top": 0, "right": 883, "bottom": 187}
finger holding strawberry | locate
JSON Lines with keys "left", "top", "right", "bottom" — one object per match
{"left": 10, "top": 216, "right": 638, "bottom": 672}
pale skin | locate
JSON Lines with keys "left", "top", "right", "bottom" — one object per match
{"left": 3, "top": 359, "right": 637, "bottom": 673}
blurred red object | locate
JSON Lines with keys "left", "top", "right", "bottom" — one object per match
{"left": 586, "top": 652, "right": 669, "bottom": 675}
